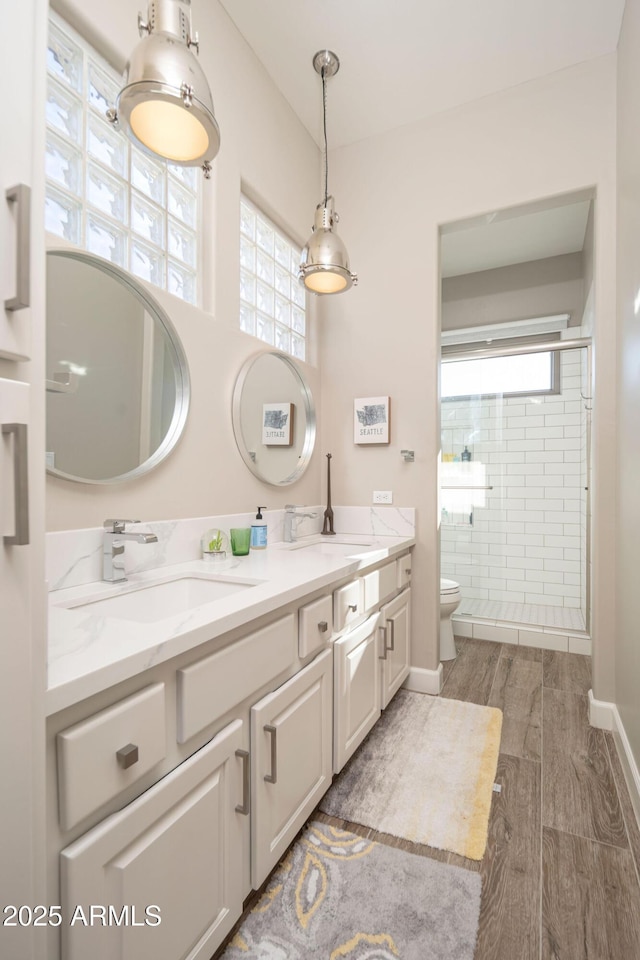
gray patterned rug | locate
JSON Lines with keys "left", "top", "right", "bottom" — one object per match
{"left": 219, "top": 820, "right": 481, "bottom": 959}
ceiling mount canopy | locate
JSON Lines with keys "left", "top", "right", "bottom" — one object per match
{"left": 107, "top": 0, "right": 220, "bottom": 177}
{"left": 299, "top": 49, "right": 358, "bottom": 295}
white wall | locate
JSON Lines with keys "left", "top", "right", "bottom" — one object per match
{"left": 321, "top": 56, "right": 617, "bottom": 684}
{"left": 46, "top": 0, "right": 323, "bottom": 530}
{"left": 616, "top": 0, "right": 640, "bottom": 774}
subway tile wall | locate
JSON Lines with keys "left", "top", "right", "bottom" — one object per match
{"left": 441, "top": 349, "right": 588, "bottom": 626}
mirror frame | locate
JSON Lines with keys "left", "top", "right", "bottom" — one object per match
{"left": 46, "top": 248, "right": 191, "bottom": 485}
{"left": 232, "top": 351, "right": 316, "bottom": 486}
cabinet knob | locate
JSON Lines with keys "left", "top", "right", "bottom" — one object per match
{"left": 348, "top": 603, "right": 358, "bottom": 613}
{"left": 116, "top": 743, "right": 139, "bottom": 769}
{"left": 318, "top": 620, "right": 328, "bottom": 633}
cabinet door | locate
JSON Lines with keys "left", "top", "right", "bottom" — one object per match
{"left": 380, "top": 588, "right": 412, "bottom": 709}
{"left": 251, "top": 648, "right": 332, "bottom": 889}
{"left": 60, "top": 720, "right": 244, "bottom": 960}
{"left": 333, "top": 613, "right": 381, "bottom": 774}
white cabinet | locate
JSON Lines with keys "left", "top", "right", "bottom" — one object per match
{"left": 333, "top": 613, "right": 381, "bottom": 773}
{"left": 379, "top": 588, "right": 412, "bottom": 709}
{"left": 251, "top": 648, "right": 333, "bottom": 888}
{"left": 60, "top": 719, "right": 245, "bottom": 960}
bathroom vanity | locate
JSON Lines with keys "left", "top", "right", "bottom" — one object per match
{"left": 45, "top": 532, "right": 413, "bottom": 960}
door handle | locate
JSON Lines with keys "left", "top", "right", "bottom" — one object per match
{"left": 2, "top": 422, "right": 29, "bottom": 545}
{"left": 264, "top": 724, "right": 277, "bottom": 784}
{"left": 5, "top": 184, "right": 31, "bottom": 312}
{"left": 378, "top": 625, "right": 388, "bottom": 660}
{"left": 235, "top": 749, "right": 250, "bottom": 815}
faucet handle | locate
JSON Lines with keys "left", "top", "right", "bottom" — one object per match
{"left": 104, "top": 519, "right": 139, "bottom": 533}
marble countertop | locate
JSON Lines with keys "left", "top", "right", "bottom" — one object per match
{"left": 47, "top": 533, "right": 414, "bottom": 716}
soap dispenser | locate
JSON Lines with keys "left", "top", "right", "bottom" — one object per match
{"left": 251, "top": 506, "right": 268, "bottom": 550}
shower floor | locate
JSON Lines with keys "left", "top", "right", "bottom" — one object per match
{"left": 457, "top": 598, "right": 586, "bottom": 633}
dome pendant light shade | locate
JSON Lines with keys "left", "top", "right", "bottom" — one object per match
{"left": 107, "top": 0, "right": 220, "bottom": 177}
{"left": 299, "top": 50, "right": 357, "bottom": 295}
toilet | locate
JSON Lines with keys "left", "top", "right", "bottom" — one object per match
{"left": 440, "top": 578, "right": 462, "bottom": 661}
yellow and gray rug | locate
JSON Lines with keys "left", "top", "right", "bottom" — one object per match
{"left": 221, "top": 821, "right": 481, "bottom": 959}
{"left": 321, "top": 691, "right": 502, "bottom": 860}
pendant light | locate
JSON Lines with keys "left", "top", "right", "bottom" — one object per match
{"left": 299, "top": 50, "right": 358, "bottom": 295}
{"left": 107, "top": 0, "right": 220, "bottom": 177}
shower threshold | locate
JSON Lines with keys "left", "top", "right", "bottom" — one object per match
{"left": 453, "top": 598, "right": 589, "bottom": 655}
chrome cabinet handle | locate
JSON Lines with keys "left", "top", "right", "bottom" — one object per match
{"left": 116, "top": 743, "right": 139, "bottom": 769}
{"left": 5, "top": 184, "right": 31, "bottom": 312}
{"left": 318, "top": 620, "right": 328, "bottom": 633}
{"left": 264, "top": 724, "right": 277, "bottom": 784}
{"left": 2, "top": 423, "right": 29, "bottom": 545}
{"left": 386, "top": 618, "right": 395, "bottom": 652}
{"left": 378, "top": 625, "right": 388, "bottom": 660}
{"left": 235, "top": 749, "right": 250, "bottom": 815}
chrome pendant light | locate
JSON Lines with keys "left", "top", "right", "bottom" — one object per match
{"left": 107, "top": 0, "right": 220, "bottom": 177}
{"left": 299, "top": 50, "right": 357, "bottom": 295}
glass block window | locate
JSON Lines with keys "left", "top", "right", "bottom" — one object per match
{"left": 239, "top": 196, "right": 306, "bottom": 360}
{"left": 45, "top": 12, "right": 200, "bottom": 305}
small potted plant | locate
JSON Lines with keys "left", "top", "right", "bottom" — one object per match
{"left": 201, "top": 528, "right": 229, "bottom": 562}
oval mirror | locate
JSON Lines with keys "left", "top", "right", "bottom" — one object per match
{"left": 232, "top": 351, "right": 316, "bottom": 485}
{"left": 46, "top": 249, "right": 190, "bottom": 484}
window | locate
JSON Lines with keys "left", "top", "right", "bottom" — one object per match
{"left": 45, "top": 12, "right": 200, "bottom": 304}
{"left": 239, "top": 196, "right": 306, "bottom": 360}
{"left": 441, "top": 351, "right": 558, "bottom": 400}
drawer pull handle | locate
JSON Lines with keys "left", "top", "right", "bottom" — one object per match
{"left": 348, "top": 603, "right": 358, "bottom": 613}
{"left": 235, "top": 749, "right": 250, "bottom": 815}
{"left": 116, "top": 743, "right": 139, "bottom": 769}
{"left": 264, "top": 724, "right": 277, "bottom": 784}
{"left": 378, "top": 625, "right": 388, "bottom": 660}
{"left": 318, "top": 620, "right": 328, "bottom": 633}
{"left": 2, "top": 423, "right": 29, "bottom": 545}
{"left": 5, "top": 184, "right": 31, "bottom": 312}
{"left": 386, "top": 618, "right": 395, "bottom": 653}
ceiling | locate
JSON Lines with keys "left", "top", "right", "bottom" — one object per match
{"left": 219, "top": 0, "right": 625, "bottom": 150}
{"left": 440, "top": 199, "right": 592, "bottom": 278}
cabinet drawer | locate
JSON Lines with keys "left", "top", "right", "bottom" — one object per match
{"left": 361, "top": 560, "right": 398, "bottom": 612}
{"left": 177, "top": 614, "right": 296, "bottom": 743}
{"left": 397, "top": 553, "right": 412, "bottom": 590}
{"left": 299, "top": 594, "right": 333, "bottom": 658}
{"left": 57, "top": 683, "right": 166, "bottom": 832}
{"left": 333, "top": 580, "right": 362, "bottom": 632}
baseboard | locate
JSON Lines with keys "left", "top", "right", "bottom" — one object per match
{"left": 589, "top": 690, "right": 640, "bottom": 831}
{"left": 403, "top": 664, "right": 443, "bottom": 695}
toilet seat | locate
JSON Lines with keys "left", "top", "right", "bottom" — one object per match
{"left": 440, "top": 578, "right": 460, "bottom": 595}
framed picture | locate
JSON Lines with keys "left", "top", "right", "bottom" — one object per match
{"left": 262, "top": 402, "right": 294, "bottom": 445}
{"left": 354, "top": 395, "right": 390, "bottom": 444}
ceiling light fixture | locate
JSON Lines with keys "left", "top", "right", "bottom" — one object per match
{"left": 299, "top": 50, "right": 357, "bottom": 295}
{"left": 107, "top": 0, "right": 220, "bottom": 177}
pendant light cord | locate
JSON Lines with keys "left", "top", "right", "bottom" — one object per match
{"left": 322, "top": 67, "right": 329, "bottom": 206}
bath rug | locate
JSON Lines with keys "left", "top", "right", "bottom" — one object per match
{"left": 320, "top": 690, "right": 502, "bottom": 860}
{"left": 219, "top": 820, "right": 481, "bottom": 960}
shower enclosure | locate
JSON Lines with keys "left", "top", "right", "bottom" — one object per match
{"left": 440, "top": 338, "right": 591, "bottom": 646}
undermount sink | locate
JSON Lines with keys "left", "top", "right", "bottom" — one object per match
{"left": 55, "top": 574, "right": 259, "bottom": 623}
{"left": 284, "top": 535, "right": 376, "bottom": 554}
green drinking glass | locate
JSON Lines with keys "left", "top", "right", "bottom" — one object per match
{"left": 230, "top": 528, "right": 251, "bottom": 556}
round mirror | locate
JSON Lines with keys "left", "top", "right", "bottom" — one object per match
{"left": 232, "top": 351, "right": 316, "bottom": 485}
{"left": 46, "top": 249, "right": 190, "bottom": 484}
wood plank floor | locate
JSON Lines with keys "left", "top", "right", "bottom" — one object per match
{"left": 213, "top": 638, "right": 640, "bottom": 959}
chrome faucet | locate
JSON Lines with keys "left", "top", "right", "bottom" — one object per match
{"left": 103, "top": 519, "right": 158, "bottom": 582}
{"left": 284, "top": 504, "right": 318, "bottom": 543}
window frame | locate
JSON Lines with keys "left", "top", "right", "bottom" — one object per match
{"left": 440, "top": 350, "right": 560, "bottom": 402}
